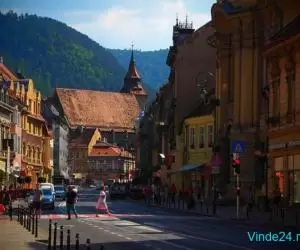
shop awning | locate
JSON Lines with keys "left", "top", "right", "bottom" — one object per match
{"left": 169, "top": 164, "right": 204, "bottom": 173}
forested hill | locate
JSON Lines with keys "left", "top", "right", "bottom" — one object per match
{"left": 109, "top": 49, "right": 169, "bottom": 90}
{"left": 0, "top": 11, "right": 126, "bottom": 95}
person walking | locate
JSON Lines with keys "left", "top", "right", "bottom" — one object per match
{"left": 32, "top": 188, "right": 42, "bottom": 218}
{"left": 66, "top": 186, "right": 78, "bottom": 220}
{"left": 2, "top": 187, "right": 11, "bottom": 215}
{"left": 96, "top": 186, "right": 110, "bottom": 216}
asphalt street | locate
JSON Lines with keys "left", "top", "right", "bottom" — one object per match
{"left": 37, "top": 188, "right": 298, "bottom": 250}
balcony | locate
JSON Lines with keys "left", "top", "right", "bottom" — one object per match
{"left": 22, "top": 130, "right": 43, "bottom": 145}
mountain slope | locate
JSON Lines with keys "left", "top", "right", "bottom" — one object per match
{"left": 109, "top": 49, "right": 169, "bottom": 90}
{"left": 0, "top": 11, "right": 126, "bottom": 95}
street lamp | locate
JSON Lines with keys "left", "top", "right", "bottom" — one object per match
{"left": 262, "top": 85, "right": 270, "bottom": 212}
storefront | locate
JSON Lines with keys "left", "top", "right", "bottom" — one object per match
{"left": 0, "top": 160, "right": 5, "bottom": 185}
{"left": 270, "top": 140, "right": 300, "bottom": 204}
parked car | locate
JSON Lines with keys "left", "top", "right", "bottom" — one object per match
{"left": 110, "top": 184, "right": 127, "bottom": 199}
{"left": 54, "top": 185, "right": 65, "bottom": 200}
{"left": 27, "top": 188, "right": 55, "bottom": 210}
{"left": 128, "top": 187, "right": 144, "bottom": 200}
{"left": 40, "top": 188, "right": 55, "bottom": 210}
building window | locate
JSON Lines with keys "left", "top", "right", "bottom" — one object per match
{"left": 207, "top": 125, "right": 214, "bottom": 147}
{"left": 271, "top": 77, "right": 280, "bottom": 117}
{"left": 286, "top": 58, "right": 296, "bottom": 119}
{"left": 190, "top": 127, "right": 195, "bottom": 148}
{"left": 29, "top": 100, "right": 32, "bottom": 113}
{"left": 199, "top": 127, "right": 204, "bottom": 148}
{"left": 22, "top": 143, "right": 26, "bottom": 156}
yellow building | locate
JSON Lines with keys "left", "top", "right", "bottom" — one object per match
{"left": 8, "top": 78, "right": 52, "bottom": 188}
{"left": 170, "top": 105, "right": 214, "bottom": 194}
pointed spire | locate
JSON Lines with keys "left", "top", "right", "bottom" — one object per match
{"left": 125, "top": 42, "right": 140, "bottom": 80}
{"left": 130, "top": 42, "right": 134, "bottom": 63}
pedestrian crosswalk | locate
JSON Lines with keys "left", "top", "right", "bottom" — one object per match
{"left": 40, "top": 214, "right": 114, "bottom": 219}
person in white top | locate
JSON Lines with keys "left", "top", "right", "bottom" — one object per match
{"left": 96, "top": 186, "right": 110, "bottom": 217}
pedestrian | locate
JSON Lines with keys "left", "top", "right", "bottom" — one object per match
{"left": 2, "top": 187, "right": 11, "bottom": 214}
{"left": 32, "top": 188, "right": 42, "bottom": 218}
{"left": 96, "top": 186, "right": 110, "bottom": 216}
{"left": 66, "top": 186, "right": 78, "bottom": 220}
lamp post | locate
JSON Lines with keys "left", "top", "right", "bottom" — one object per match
{"left": 262, "top": 85, "right": 270, "bottom": 212}
{"left": 196, "top": 71, "right": 220, "bottom": 216}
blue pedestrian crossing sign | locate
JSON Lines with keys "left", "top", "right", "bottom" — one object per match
{"left": 231, "top": 140, "right": 245, "bottom": 153}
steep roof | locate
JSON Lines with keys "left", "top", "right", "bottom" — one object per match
{"left": 0, "top": 60, "right": 18, "bottom": 81}
{"left": 125, "top": 50, "right": 140, "bottom": 80}
{"left": 55, "top": 88, "right": 141, "bottom": 130}
{"left": 90, "top": 141, "right": 121, "bottom": 157}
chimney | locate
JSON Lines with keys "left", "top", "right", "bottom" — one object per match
{"left": 0, "top": 56, "right": 3, "bottom": 64}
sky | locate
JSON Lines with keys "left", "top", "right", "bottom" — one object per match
{"left": 0, "top": 0, "right": 214, "bottom": 51}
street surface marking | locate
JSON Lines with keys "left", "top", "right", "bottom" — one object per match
{"left": 117, "top": 234, "right": 123, "bottom": 237}
{"left": 125, "top": 237, "right": 132, "bottom": 240}
{"left": 174, "top": 232, "right": 254, "bottom": 250}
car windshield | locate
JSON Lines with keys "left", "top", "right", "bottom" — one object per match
{"left": 42, "top": 189, "right": 52, "bottom": 196}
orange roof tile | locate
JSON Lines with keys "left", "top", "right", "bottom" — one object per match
{"left": 56, "top": 88, "right": 141, "bottom": 129}
{"left": 0, "top": 63, "right": 18, "bottom": 81}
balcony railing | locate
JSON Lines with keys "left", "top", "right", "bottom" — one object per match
{"left": 22, "top": 130, "right": 43, "bottom": 145}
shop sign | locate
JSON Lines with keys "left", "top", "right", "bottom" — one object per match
{"left": 269, "top": 140, "right": 300, "bottom": 150}
{"left": 269, "top": 143, "right": 286, "bottom": 150}
{"left": 0, "top": 161, "right": 5, "bottom": 172}
{"left": 288, "top": 140, "right": 300, "bottom": 147}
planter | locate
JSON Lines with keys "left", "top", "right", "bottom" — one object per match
{"left": 25, "top": 176, "right": 32, "bottom": 184}
{"left": 17, "top": 177, "right": 25, "bottom": 184}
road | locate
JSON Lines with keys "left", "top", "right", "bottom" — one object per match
{"left": 37, "top": 188, "right": 297, "bottom": 250}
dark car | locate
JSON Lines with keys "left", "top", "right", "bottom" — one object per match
{"left": 54, "top": 185, "right": 65, "bottom": 200}
{"left": 110, "top": 184, "right": 127, "bottom": 199}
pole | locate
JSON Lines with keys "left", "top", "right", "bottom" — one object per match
{"left": 265, "top": 97, "right": 269, "bottom": 212}
{"left": 5, "top": 145, "right": 10, "bottom": 186}
{"left": 236, "top": 174, "right": 239, "bottom": 218}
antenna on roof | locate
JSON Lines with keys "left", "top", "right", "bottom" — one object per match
{"left": 176, "top": 13, "right": 179, "bottom": 26}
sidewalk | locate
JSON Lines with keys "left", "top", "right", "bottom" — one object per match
{"left": 0, "top": 216, "right": 46, "bottom": 250}
{"left": 132, "top": 198, "right": 299, "bottom": 228}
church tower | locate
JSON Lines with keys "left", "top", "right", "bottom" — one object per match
{"left": 120, "top": 45, "right": 148, "bottom": 107}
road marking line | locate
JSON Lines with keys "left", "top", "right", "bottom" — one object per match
{"left": 111, "top": 232, "right": 117, "bottom": 235}
{"left": 176, "top": 233, "right": 254, "bottom": 250}
{"left": 125, "top": 237, "right": 132, "bottom": 240}
{"left": 117, "top": 234, "right": 123, "bottom": 237}
{"left": 143, "top": 244, "right": 152, "bottom": 247}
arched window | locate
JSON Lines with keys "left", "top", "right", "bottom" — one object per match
{"left": 285, "top": 56, "right": 296, "bottom": 120}
{"left": 22, "top": 143, "right": 26, "bottom": 156}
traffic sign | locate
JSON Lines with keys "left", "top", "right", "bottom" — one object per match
{"left": 231, "top": 140, "right": 245, "bottom": 153}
